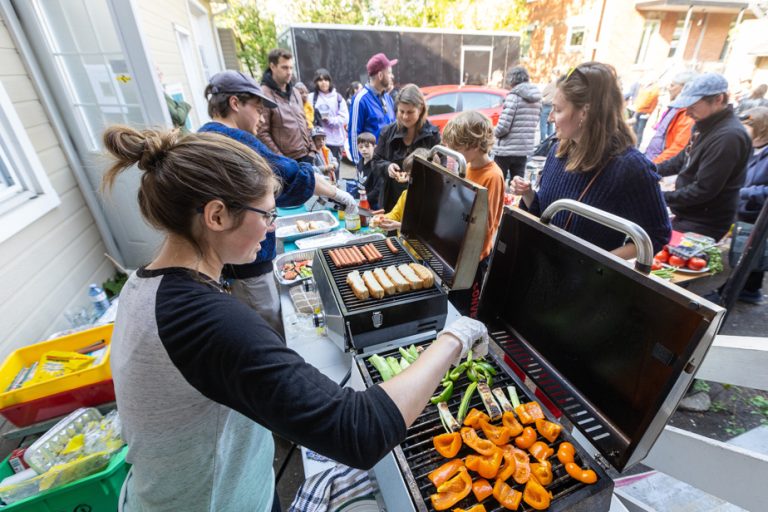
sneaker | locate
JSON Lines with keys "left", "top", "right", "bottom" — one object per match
{"left": 737, "top": 289, "right": 765, "bottom": 305}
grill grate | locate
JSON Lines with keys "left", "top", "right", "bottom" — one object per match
{"left": 361, "top": 342, "right": 606, "bottom": 512}
{"left": 322, "top": 238, "right": 443, "bottom": 313}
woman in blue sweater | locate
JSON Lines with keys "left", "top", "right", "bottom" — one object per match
{"left": 513, "top": 62, "right": 671, "bottom": 256}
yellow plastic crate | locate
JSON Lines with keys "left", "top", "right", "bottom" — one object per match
{"left": 0, "top": 324, "right": 113, "bottom": 409}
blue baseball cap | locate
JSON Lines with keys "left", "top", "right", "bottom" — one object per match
{"left": 207, "top": 70, "right": 277, "bottom": 108}
{"left": 670, "top": 72, "right": 729, "bottom": 108}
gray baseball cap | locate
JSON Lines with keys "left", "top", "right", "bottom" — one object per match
{"left": 670, "top": 72, "right": 728, "bottom": 108}
{"left": 207, "top": 70, "right": 277, "bottom": 108}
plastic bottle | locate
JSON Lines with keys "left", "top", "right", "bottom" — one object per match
{"left": 88, "top": 284, "right": 110, "bottom": 318}
{"left": 336, "top": 179, "right": 346, "bottom": 220}
{"left": 359, "top": 188, "right": 370, "bottom": 228}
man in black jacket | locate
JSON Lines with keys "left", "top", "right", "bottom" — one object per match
{"left": 657, "top": 73, "right": 752, "bottom": 240}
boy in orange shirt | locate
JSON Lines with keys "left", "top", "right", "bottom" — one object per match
{"left": 442, "top": 111, "right": 505, "bottom": 317}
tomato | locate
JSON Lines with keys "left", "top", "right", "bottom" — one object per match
{"left": 651, "top": 259, "right": 663, "bottom": 271}
{"left": 687, "top": 257, "right": 707, "bottom": 271}
{"left": 655, "top": 250, "right": 669, "bottom": 263}
{"left": 668, "top": 255, "right": 687, "bottom": 267}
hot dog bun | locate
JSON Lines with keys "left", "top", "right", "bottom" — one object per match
{"left": 385, "top": 266, "right": 411, "bottom": 293}
{"left": 346, "top": 271, "right": 369, "bottom": 300}
{"left": 362, "top": 270, "right": 385, "bottom": 299}
{"left": 409, "top": 263, "right": 434, "bottom": 288}
{"left": 398, "top": 264, "right": 423, "bottom": 290}
{"left": 373, "top": 268, "right": 396, "bottom": 295}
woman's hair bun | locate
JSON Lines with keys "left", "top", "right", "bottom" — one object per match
{"left": 102, "top": 125, "right": 179, "bottom": 172}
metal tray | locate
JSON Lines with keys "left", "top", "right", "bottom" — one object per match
{"left": 295, "top": 231, "right": 385, "bottom": 251}
{"left": 273, "top": 250, "right": 315, "bottom": 286}
{"left": 274, "top": 210, "right": 338, "bottom": 242}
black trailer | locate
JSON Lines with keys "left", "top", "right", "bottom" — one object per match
{"left": 277, "top": 23, "right": 520, "bottom": 93}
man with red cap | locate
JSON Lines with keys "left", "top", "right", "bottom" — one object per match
{"left": 348, "top": 53, "right": 398, "bottom": 164}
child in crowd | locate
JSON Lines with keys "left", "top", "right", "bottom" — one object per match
{"left": 442, "top": 111, "right": 505, "bottom": 317}
{"left": 311, "top": 127, "right": 338, "bottom": 181}
{"left": 356, "top": 132, "right": 381, "bottom": 210}
{"left": 372, "top": 148, "right": 431, "bottom": 231}
{"left": 295, "top": 82, "right": 313, "bottom": 129}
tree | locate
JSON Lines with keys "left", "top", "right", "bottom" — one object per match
{"left": 219, "top": 1, "right": 277, "bottom": 77}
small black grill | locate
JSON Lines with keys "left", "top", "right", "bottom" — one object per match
{"left": 356, "top": 341, "right": 614, "bottom": 512}
{"left": 314, "top": 238, "right": 449, "bottom": 351}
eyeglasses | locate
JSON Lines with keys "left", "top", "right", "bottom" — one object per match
{"left": 196, "top": 204, "right": 278, "bottom": 226}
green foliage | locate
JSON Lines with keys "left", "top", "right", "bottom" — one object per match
{"left": 692, "top": 379, "right": 711, "bottom": 394}
{"left": 750, "top": 395, "right": 768, "bottom": 417}
{"left": 220, "top": 1, "right": 278, "bottom": 76}
{"left": 102, "top": 272, "right": 128, "bottom": 299}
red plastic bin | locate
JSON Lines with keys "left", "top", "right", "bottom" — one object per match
{"left": 0, "top": 379, "right": 115, "bottom": 427}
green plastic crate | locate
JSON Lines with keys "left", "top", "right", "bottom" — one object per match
{"left": 0, "top": 446, "right": 129, "bottom": 511}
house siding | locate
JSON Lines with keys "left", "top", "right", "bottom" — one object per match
{"left": 0, "top": 18, "right": 113, "bottom": 357}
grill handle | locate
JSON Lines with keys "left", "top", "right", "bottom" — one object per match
{"left": 540, "top": 199, "right": 655, "bottom": 273}
{"left": 428, "top": 145, "right": 467, "bottom": 178}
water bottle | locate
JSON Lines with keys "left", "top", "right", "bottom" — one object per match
{"left": 88, "top": 284, "right": 110, "bottom": 318}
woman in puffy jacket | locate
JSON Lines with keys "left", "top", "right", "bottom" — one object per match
{"left": 735, "top": 107, "right": 768, "bottom": 303}
{"left": 310, "top": 68, "right": 349, "bottom": 163}
{"left": 493, "top": 66, "right": 542, "bottom": 180}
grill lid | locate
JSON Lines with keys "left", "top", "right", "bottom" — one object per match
{"left": 400, "top": 146, "right": 488, "bottom": 290}
{"left": 478, "top": 205, "right": 725, "bottom": 472}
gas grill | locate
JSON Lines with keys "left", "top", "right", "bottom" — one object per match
{"left": 348, "top": 200, "right": 724, "bottom": 511}
{"left": 314, "top": 146, "right": 489, "bottom": 351}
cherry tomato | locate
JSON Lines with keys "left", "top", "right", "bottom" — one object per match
{"left": 651, "top": 259, "right": 663, "bottom": 271}
{"left": 655, "top": 250, "right": 669, "bottom": 263}
{"left": 668, "top": 255, "right": 687, "bottom": 267}
{"left": 687, "top": 257, "right": 707, "bottom": 271}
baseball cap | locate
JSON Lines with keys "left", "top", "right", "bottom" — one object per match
{"left": 207, "top": 70, "right": 277, "bottom": 108}
{"left": 310, "top": 126, "right": 326, "bottom": 138}
{"left": 366, "top": 53, "right": 398, "bottom": 76}
{"left": 670, "top": 72, "right": 728, "bottom": 108}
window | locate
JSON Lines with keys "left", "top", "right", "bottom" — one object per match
{"left": 669, "top": 16, "right": 686, "bottom": 58}
{"left": 0, "top": 82, "right": 60, "bottom": 243}
{"left": 636, "top": 20, "right": 660, "bottom": 64}
{"left": 427, "top": 93, "right": 459, "bottom": 116}
{"left": 719, "top": 19, "right": 737, "bottom": 62}
{"left": 542, "top": 26, "right": 553, "bottom": 54}
{"left": 566, "top": 26, "right": 586, "bottom": 51}
{"left": 521, "top": 26, "right": 534, "bottom": 58}
{"left": 461, "top": 93, "right": 503, "bottom": 111}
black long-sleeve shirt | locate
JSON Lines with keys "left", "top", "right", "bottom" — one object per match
{"left": 657, "top": 106, "right": 751, "bottom": 239}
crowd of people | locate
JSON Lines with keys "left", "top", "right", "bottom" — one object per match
{"left": 104, "top": 46, "right": 768, "bottom": 511}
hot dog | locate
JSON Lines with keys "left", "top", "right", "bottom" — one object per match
{"left": 341, "top": 248, "right": 356, "bottom": 266}
{"left": 368, "top": 244, "right": 383, "bottom": 261}
{"left": 335, "top": 249, "right": 349, "bottom": 267}
{"left": 353, "top": 246, "right": 367, "bottom": 264}
{"left": 329, "top": 249, "right": 341, "bottom": 267}
{"left": 385, "top": 238, "right": 399, "bottom": 254}
{"left": 361, "top": 245, "right": 376, "bottom": 262}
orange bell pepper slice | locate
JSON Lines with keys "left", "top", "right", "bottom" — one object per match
{"left": 479, "top": 418, "right": 513, "bottom": 446}
{"left": 463, "top": 408, "right": 490, "bottom": 429}
{"left": 511, "top": 446, "right": 531, "bottom": 485}
{"left": 557, "top": 441, "right": 576, "bottom": 465}
{"left": 465, "top": 448, "right": 503, "bottom": 479}
{"left": 531, "top": 460, "right": 553, "bottom": 486}
{"left": 502, "top": 411, "right": 523, "bottom": 436}
{"left": 496, "top": 445, "right": 517, "bottom": 481}
{"left": 528, "top": 441, "right": 554, "bottom": 462}
{"left": 535, "top": 418, "right": 562, "bottom": 443}
{"left": 430, "top": 467, "right": 473, "bottom": 510}
{"left": 514, "top": 426, "right": 537, "bottom": 449}
{"left": 492, "top": 478, "right": 523, "bottom": 510}
{"left": 471, "top": 478, "right": 493, "bottom": 502}
{"left": 429, "top": 459, "right": 464, "bottom": 487}
{"left": 434, "top": 432, "right": 463, "bottom": 458}
{"left": 565, "top": 462, "right": 598, "bottom": 484}
{"left": 451, "top": 505, "right": 487, "bottom": 512}
{"left": 515, "top": 401, "right": 544, "bottom": 424}
{"left": 460, "top": 427, "right": 497, "bottom": 456}
{"left": 523, "top": 475, "right": 552, "bottom": 510}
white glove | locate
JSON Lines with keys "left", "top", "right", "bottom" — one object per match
{"left": 333, "top": 188, "right": 358, "bottom": 214}
{"left": 438, "top": 316, "right": 489, "bottom": 366}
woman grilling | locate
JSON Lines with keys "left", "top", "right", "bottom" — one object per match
{"left": 512, "top": 62, "right": 671, "bottom": 256}
{"left": 373, "top": 84, "right": 441, "bottom": 211}
{"left": 103, "top": 126, "right": 489, "bottom": 512}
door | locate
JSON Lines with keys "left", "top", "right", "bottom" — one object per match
{"left": 460, "top": 45, "right": 493, "bottom": 86}
{"left": 174, "top": 22, "right": 209, "bottom": 128}
{"left": 13, "top": 0, "right": 170, "bottom": 268}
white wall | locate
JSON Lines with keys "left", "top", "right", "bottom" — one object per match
{"left": 0, "top": 18, "right": 113, "bottom": 357}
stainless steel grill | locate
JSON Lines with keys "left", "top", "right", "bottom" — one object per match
{"left": 357, "top": 341, "right": 614, "bottom": 512}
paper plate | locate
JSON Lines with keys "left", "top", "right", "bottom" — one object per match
{"left": 663, "top": 263, "right": 710, "bottom": 275}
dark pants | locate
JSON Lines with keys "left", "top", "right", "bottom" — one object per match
{"left": 494, "top": 155, "right": 527, "bottom": 181}
{"left": 634, "top": 113, "right": 650, "bottom": 147}
{"left": 744, "top": 271, "right": 765, "bottom": 293}
{"left": 449, "top": 257, "right": 490, "bottom": 317}
{"left": 272, "top": 489, "right": 281, "bottom": 512}
{"left": 671, "top": 218, "right": 729, "bottom": 242}
{"left": 540, "top": 104, "right": 554, "bottom": 140}
{"left": 327, "top": 144, "right": 343, "bottom": 163}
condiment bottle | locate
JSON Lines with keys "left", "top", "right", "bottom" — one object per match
{"left": 359, "top": 188, "right": 370, "bottom": 228}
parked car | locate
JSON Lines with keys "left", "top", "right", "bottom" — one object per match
{"left": 421, "top": 85, "right": 508, "bottom": 132}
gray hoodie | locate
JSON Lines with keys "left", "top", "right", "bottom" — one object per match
{"left": 493, "top": 82, "right": 542, "bottom": 157}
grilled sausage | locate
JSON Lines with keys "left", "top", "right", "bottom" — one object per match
{"left": 369, "top": 244, "right": 383, "bottom": 261}
{"left": 386, "top": 238, "right": 399, "bottom": 254}
{"left": 340, "top": 248, "right": 354, "bottom": 266}
{"left": 338, "top": 248, "right": 351, "bottom": 267}
{"left": 361, "top": 245, "right": 376, "bottom": 262}
{"left": 353, "top": 246, "right": 367, "bottom": 264}
{"left": 328, "top": 249, "right": 341, "bottom": 267}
